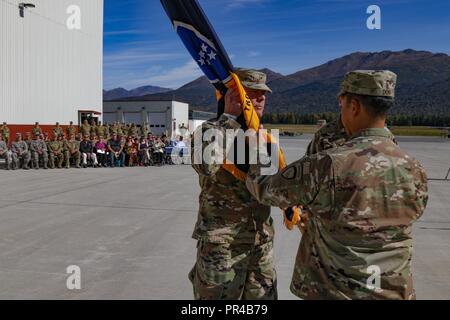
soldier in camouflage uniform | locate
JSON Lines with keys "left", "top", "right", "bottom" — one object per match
{"left": 0, "top": 134, "right": 12, "bottom": 170}
{"left": 43, "top": 132, "right": 50, "bottom": 161}
{"left": 110, "top": 122, "right": 118, "bottom": 136}
{"left": 307, "top": 115, "right": 398, "bottom": 157}
{"left": 245, "top": 70, "right": 429, "bottom": 300}
{"left": 64, "top": 134, "right": 81, "bottom": 169}
{"left": 30, "top": 133, "right": 48, "bottom": 169}
{"left": 129, "top": 123, "right": 138, "bottom": 138}
{"left": 61, "top": 135, "right": 69, "bottom": 167}
{"left": 48, "top": 135, "right": 64, "bottom": 169}
{"left": 75, "top": 133, "right": 82, "bottom": 142}
{"left": 141, "top": 122, "right": 149, "bottom": 138}
{"left": 32, "top": 122, "right": 42, "bottom": 137}
{"left": 24, "top": 132, "right": 32, "bottom": 149}
{"left": 104, "top": 122, "right": 110, "bottom": 139}
{"left": 43, "top": 132, "right": 50, "bottom": 143}
{"left": 24, "top": 132, "right": 33, "bottom": 168}
{"left": 306, "top": 117, "right": 348, "bottom": 156}
{"left": 1, "top": 122, "right": 10, "bottom": 146}
{"left": 118, "top": 123, "right": 124, "bottom": 137}
{"left": 81, "top": 119, "right": 91, "bottom": 137}
{"left": 122, "top": 123, "right": 129, "bottom": 137}
{"left": 11, "top": 133, "right": 31, "bottom": 170}
{"left": 90, "top": 119, "right": 97, "bottom": 137}
{"left": 96, "top": 121, "right": 106, "bottom": 138}
{"left": 67, "top": 121, "right": 77, "bottom": 137}
{"left": 53, "top": 122, "right": 64, "bottom": 138}
{"left": 189, "top": 68, "right": 277, "bottom": 300}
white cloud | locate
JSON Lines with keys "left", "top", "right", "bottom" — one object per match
{"left": 104, "top": 29, "right": 149, "bottom": 36}
{"left": 104, "top": 45, "right": 184, "bottom": 68}
{"left": 143, "top": 60, "right": 203, "bottom": 88}
{"left": 104, "top": 53, "right": 181, "bottom": 67}
{"left": 105, "top": 60, "right": 203, "bottom": 90}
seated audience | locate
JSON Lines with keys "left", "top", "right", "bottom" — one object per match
{"left": 80, "top": 134, "right": 98, "bottom": 168}
{"left": 138, "top": 137, "right": 150, "bottom": 166}
{"left": 108, "top": 133, "right": 125, "bottom": 167}
{"left": 95, "top": 136, "right": 108, "bottom": 167}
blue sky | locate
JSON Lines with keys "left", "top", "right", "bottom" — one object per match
{"left": 104, "top": 0, "right": 450, "bottom": 90}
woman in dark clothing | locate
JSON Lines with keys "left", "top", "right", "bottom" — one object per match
{"left": 138, "top": 137, "right": 150, "bottom": 166}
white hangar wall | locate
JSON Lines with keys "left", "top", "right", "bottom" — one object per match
{"left": 0, "top": 0, "right": 103, "bottom": 125}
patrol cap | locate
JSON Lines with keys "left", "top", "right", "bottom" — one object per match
{"left": 234, "top": 68, "right": 272, "bottom": 93}
{"left": 338, "top": 70, "right": 397, "bottom": 98}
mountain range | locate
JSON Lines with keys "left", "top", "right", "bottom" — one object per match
{"left": 111, "top": 49, "right": 450, "bottom": 116}
{"left": 103, "top": 85, "right": 172, "bottom": 100}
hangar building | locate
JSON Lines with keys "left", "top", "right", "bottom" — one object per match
{"left": 0, "top": 0, "right": 103, "bottom": 133}
{"left": 103, "top": 100, "right": 190, "bottom": 138}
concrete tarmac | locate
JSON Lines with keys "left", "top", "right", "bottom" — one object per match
{"left": 0, "top": 136, "right": 449, "bottom": 299}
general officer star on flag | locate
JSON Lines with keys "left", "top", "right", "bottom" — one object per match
{"left": 198, "top": 42, "right": 217, "bottom": 66}
{"left": 173, "top": 21, "right": 231, "bottom": 84}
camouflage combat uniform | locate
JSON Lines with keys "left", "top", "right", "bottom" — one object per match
{"left": 90, "top": 123, "right": 97, "bottom": 137}
{"left": 0, "top": 139, "right": 12, "bottom": 170}
{"left": 306, "top": 117, "right": 348, "bottom": 156}
{"left": 96, "top": 125, "right": 106, "bottom": 138}
{"left": 48, "top": 139, "right": 64, "bottom": 169}
{"left": 110, "top": 124, "right": 118, "bottom": 135}
{"left": 24, "top": 134, "right": 33, "bottom": 150}
{"left": 104, "top": 124, "right": 110, "bottom": 139}
{"left": 24, "top": 135, "right": 33, "bottom": 168}
{"left": 129, "top": 124, "right": 138, "bottom": 138}
{"left": 11, "top": 139, "right": 31, "bottom": 169}
{"left": 141, "top": 123, "right": 149, "bottom": 137}
{"left": 67, "top": 125, "right": 76, "bottom": 137}
{"left": 30, "top": 138, "right": 48, "bottom": 169}
{"left": 190, "top": 116, "right": 276, "bottom": 300}
{"left": 64, "top": 139, "right": 81, "bottom": 168}
{"left": 307, "top": 116, "right": 397, "bottom": 156}
{"left": 32, "top": 125, "right": 42, "bottom": 137}
{"left": 247, "top": 128, "right": 428, "bottom": 300}
{"left": 189, "top": 69, "right": 277, "bottom": 300}
{"left": 246, "top": 70, "right": 429, "bottom": 300}
{"left": 1, "top": 124, "right": 10, "bottom": 146}
{"left": 53, "top": 125, "right": 64, "bottom": 138}
{"left": 81, "top": 123, "right": 91, "bottom": 137}
{"left": 121, "top": 124, "right": 128, "bottom": 137}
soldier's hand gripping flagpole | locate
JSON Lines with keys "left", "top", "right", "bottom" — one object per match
{"left": 160, "top": 0, "right": 301, "bottom": 230}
